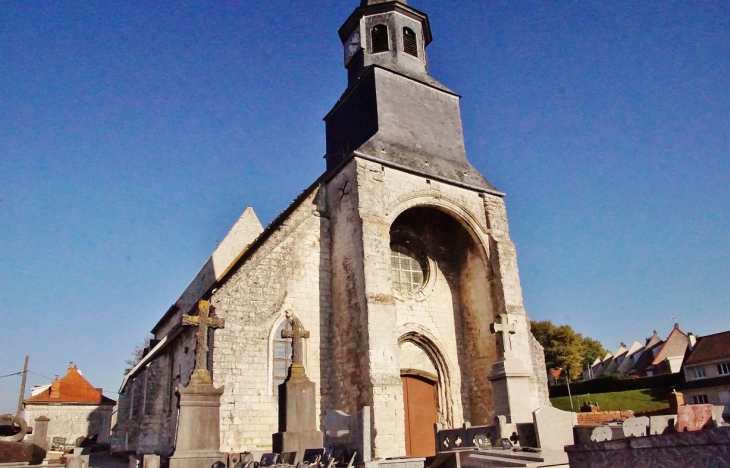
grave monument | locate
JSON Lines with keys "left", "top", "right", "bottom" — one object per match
{"left": 169, "top": 300, "right": 227, "bottom": 468}
{"left": 277, "top": 313, "right": 324, "bottom": 461}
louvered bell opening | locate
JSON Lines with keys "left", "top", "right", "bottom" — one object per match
{"left": 372, "top": 24, "right": 390, "bottom": 53}
{"left": 403, "top": 27, "right": 418, "bottom": 57}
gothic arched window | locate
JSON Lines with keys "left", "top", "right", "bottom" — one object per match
{"left": 371, "top": 24, "right": 390, "bottom": 53}
{"left": 272, "top": 320, "right": 293, "bottom": 395}
{"left": 403, "top": 27, "right": 418, "bottom": 57}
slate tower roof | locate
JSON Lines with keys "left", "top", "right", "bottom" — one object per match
{"left": 325, "top": 0, "right": 500, "bottom": 195}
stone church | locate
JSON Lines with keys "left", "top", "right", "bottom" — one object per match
{"left": 113, "top": 0, "right": 549, "bottom": 460}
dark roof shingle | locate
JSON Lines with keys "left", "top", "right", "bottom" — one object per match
{"left": 684, "top": 330, "right": 730, "bottom": 366}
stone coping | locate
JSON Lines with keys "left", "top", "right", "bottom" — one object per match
{"left": 565, "top": 426, "right": 730, "bottom": 452}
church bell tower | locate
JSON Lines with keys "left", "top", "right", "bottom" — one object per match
{"left": 325, "top": 0, "right": 500, "bottom": 196}
{"left": 324, "top": 0, "right": 548, "bottom": 460}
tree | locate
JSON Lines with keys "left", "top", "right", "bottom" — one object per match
{"left": 530, "top": 321, "right": 606, "bottom": 381}
{"left": 124, "top": 335, "right": 153, "bottom": 374}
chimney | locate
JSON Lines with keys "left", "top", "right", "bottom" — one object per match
{"left": 687, "top": 333, "right": 697, "bottom": 350}
{"left": 50, "top": 377, "right": 61, "bottom": 399}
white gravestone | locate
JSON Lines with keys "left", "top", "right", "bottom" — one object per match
{"left": 533, "top": 406, "right": 577, "bottom": 449}
{"left": 622, "top": 416, "right": 650, "bottom": 438}
{"left": 590, "top": 426, "right": 612, "bottom": 443}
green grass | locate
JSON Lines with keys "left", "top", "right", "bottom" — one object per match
{"left": 550, "top": 388, "right": 671, "bottom": 414}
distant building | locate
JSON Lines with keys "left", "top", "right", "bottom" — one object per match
{"left": 681, "top": 330, "right": 730, "bottom": 418}
{"left": 626, "top": 331, "right": 664, "bottom": 378}
{"left": 24, "top": 364, "right": 116, "bottom": 445}
{"left": 583, "top": 325, "right": 690, "bottom": 380}
{"left": 646, "top": 324, "right": 689, "bottom": 375}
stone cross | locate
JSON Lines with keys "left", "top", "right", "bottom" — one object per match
{"left": 182, "top": 300, "right": 225, "bottom": 383}
{"left": 281, "top": 312, "right": 309, "bottom": 366}
{"left": 490, "top": 314, "right": 516, "bottom": 353}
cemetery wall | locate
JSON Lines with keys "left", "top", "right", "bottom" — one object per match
{"left": 24, "top": 404, "right": 114, "bottom": 445}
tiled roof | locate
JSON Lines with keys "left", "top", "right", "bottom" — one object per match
{"left": 652, "top": 324, "right": 688, "bottom": 365}
{"left": 24, "top": 365, "right": 115, "bottom": 405}
{"left": 684, "top": 330, "right": 730, "bottom": 366}
{"left": 628, "top": 338, "right": 664, "bottom": 376}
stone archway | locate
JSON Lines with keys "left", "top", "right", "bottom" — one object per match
{"left": 390, "top": 206, "right": 499, "bottom": 426}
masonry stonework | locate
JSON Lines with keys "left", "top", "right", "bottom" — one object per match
{"left": 113, "top": 0, "right": 549, "bottom": 461}
{"left": 24, "top": 405, "right": 114, "bottom": 446}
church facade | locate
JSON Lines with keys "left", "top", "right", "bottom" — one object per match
{"left": 112, "top": 0, "right": 549, "bottom": 460}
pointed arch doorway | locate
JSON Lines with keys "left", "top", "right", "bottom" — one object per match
{"left": 401, "top": 371, "right": 438, "bottom": 457}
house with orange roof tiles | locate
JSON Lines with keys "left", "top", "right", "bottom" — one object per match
{"left": 24, "top": 364, "right": 116, "bottom": 446}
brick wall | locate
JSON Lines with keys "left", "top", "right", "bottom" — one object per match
{"left": 577, "top": 410, "right": 635, "bottom": 425}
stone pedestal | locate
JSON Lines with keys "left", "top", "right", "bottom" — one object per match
{"left": 277, "top": 364, "right": 323, "bottom": 461}
{"left": 32, "top": 416, "right": 50, "bottom": 452}
{"left": 488, "top": 351, "right": 534, "bottom": 424}
{"left": 169, "top": 370, "right": 226, "bottom": 468}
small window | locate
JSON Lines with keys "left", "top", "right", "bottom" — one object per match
{"left": 690, "top": 367, "right": 707, "bottom": 379}
{"left": 403, "top": 27, "right": 418, "bottom": 57}
{"left": 391, "top": 244, "right": 425, "bottom": 293}
{"left": 718, "top": 362, "right": 730, "bottom": 375}
{"left": 273, "top": 320, "right": 293, "bottom": 395}
{"left": 371, "top": 24, "right": 389, "bottom": 53}
{"left": 692, "top": 394, "right": 709, "bottom": 404}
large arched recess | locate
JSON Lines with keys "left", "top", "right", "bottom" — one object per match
{"left": 388, "top": 203, "right": 499, "bottom": 425}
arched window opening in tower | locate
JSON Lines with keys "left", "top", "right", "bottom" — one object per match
{"left": 403, "top": 27, "right": 418, "bottom": 57}
{"left": 372, "top": 24, "right": 390, "bottom": 53}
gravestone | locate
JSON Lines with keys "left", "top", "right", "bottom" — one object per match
{"left": 650, "top": 415, "right": 676, "bottom": 436}
{"left": 32, "top": 416, "right": 50, "bottom": 452}
{"left": 259, "top": 453, "right": 278, "bottom": 467}
{"left": 66, "top": 447, "right": 90, "bottom": 468}
{"left": 169, "top": 300, "right": 227, "bottom": 468}
{"left": 590, "top": 426, "right": 613, "bottom": 443}
{"left": 143, "top": 454, "right": 160, "bottom": 468}
{"left": 533, "top": 406, "right": 576, "bottom": 449}
{"left": 712, "top": 406, "right": 725, "bottom": 426}
{"left": 495, "top": 415, "right": 519, "bottom": 446}
{"left": 677, "top": 404, "right": 714, "bottom": 432}
{"left": 622, "top": 416, "right": 650, "bottom": 438}
{"left": 277, "top": 314, "right": 324, "bottom": 461}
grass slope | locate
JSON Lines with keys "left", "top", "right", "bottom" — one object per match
{"left": 551, "top": 388, "right": 671, "bottom": 414}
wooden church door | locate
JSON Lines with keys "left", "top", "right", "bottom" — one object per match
{"left": 402, "top": 374, "right": 438, "bottom": 457}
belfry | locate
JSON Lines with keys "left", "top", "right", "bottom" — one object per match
{"left": 113, "top": 0, "right": 549, "bottom": 462}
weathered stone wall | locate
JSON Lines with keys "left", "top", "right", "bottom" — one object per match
{"left": 210, "top": 188, "right": 332, "bottom": 453}
{"left": 529, "top": 332, "right": 551, "bottom": 408}
{"left": 112, "top": 331, "right": 196, "bottom": 456}
{"left": 328, "top": 162, "right": 371, "bottom": 419}
{"left": 24, "top": 404, "right": 114, "bottom": 445}
{"left": 116, "top": 155, "right": 546, "bottom": 458}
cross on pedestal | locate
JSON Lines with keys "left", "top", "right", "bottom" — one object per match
{"left": 182, "top": 300, "right": 225, "bottom": 384}
{"left": 490, "top": 314, "right": 516, "bottom": 354}
{"left": 281, "top": 312, "right": 309, "bottom": 378}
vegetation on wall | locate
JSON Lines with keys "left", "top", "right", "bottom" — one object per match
{"left": 530, "top": 320, "right": 606, "bottom": 381}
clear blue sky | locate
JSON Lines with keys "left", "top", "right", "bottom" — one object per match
{"left": 1, "top": 0, "right": 728, "bottom": 413}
